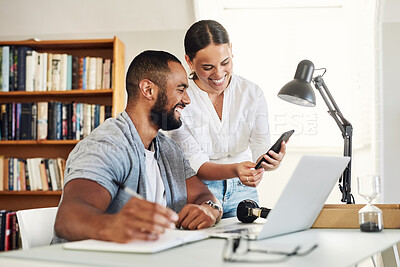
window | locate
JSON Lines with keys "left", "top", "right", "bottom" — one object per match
{"left": 194, "top": 0, "right": 379, "bottom": 205}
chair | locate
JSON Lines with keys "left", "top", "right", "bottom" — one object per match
{"left": 16, "top": 207, "right": 58, "bottom": 249}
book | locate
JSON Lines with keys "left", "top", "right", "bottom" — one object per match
{"left": 41, "top": 53, "right": 48, "bottom": 91}
{"left": 1, "top": 46, "right": 9, "bottom": 92}
{"left": 62, "top": 103, "right": 68, "bottom": 140}
{"left": 47, "top": 159, "right": 59, "bottom": 191}
{"left": 102, "top": 59, "right": 111, "bottom": 89}
{"left": 24, "top": 159, "right": 31, "bottom": 191}
{"left": 55, "top": 102, "right": 62, "bottom": 140}
{"left": 43, "top": 159, "right": 52, "bottom": 190}
{"left": 75, "top": 103, "right": 83, "bottom": 140}
{"left": 71, "top": 56, "right": 79, "bottom": 89}
{"left": 8, "top": 46, "right": 15, "bottom": 91}
{"left": 39, "top": 159, "right": 49, "bottom": 191}
{"left": 10, "top": 212, "right": 18, "bottom": 250}
{"left": 25, "top": 50, "right": 37, "bottom": 92}
{"left": 16, "top": 46, "right": 33, "bottom": 91}
{"left": 34, "top": 52, "right": 44, "bottom": 91}
{"left": 31, "top": 103, "right": 37, "bottom": 140}
{"left": 105, "top": 106, "right": 112, "bottom": 120}
{"left": 13, "top": 158, "right": 20, "bottom": 191}
{"left": 0, "top": 47, "right": 2, "bottom": 89}
{"left": 0, "top": 210, "right": 7, "bottom": 251}
{"left": 46, "top": 53, "right": 53, "bottom": 91}
{"left": 11, "top": 46, "right": 18, "bottom": 91}
{"left": 67, "top": 103, "right": 73, "bottom": 140}
{"left": 99, "top": 105, "right": 105, "bottom": 125}
{"left": 63, "top": 229, "right": 208, "bottom": 254}
{"left": 66, "top": 55, "right": 72, "bottom": 90}
{"left": 2, "top": 158, "right": 9, "bottom": 191}
{"left": 47, "top": 102, "right": 56, "bottom": 140}
{"left": 8, "top": 157, "right": 14, "bottom": 190}
{"left": 88, "top": 57, "right": 97, "bottom": 90}
{"left": 78, "top": 57, "right": 84, "bottom": 89}
{"left": 0, "top": 156, "right": 3, "bottom": 191}
{"left": 71, "top": 102, "right": 77, "bottom": 139}
{"left": 7, "top": 103, "right": 15, "bottom": 140}
{"left": 15, "top": 103, "right": 21, "bottom": 140}
{"left": 4, "top": 211, "right": 16, "bottom": 251}
{"left": 59, "top": 54, "right": 68, "bottom": 91}
{"left": 96, "top": 57, "right": 103, "bottom": 89}
{"left": 0, "top": 103, "right": 7, "bottom": 140}
{"left": 82, "top": 57, "right": 87, "bottom": 89}
{"left": 20, "top": 103, "right": 32, "bottom": 140}
{"left": 83, "top": 103, "right": 92, "bottom": 138}
{"left": 37, "top": 102, "right": 48, "bottom": 140}
{"left": 19, "top": 159, "right": 26, "bottom": 191}
{"left": 26, "top": 158, "right": 38, "bottom": 190}
{"left": 51, "top": 54, "right": 61, "bottom": 91}
{"left": 93, "top": 104, "right": 100, "bottom": 129}
{"left": 56, "top": 158, "right": 65, "bottom": 186}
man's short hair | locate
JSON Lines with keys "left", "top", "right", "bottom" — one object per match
{"left": 126, "top": 50, "right": 182, "bottom": 103}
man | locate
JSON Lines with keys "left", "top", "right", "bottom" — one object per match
{"left": 53, "top": 51, "right": 222, "bottom": 244}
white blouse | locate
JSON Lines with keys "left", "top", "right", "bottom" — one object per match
{"left": 169, "top": 74, "right": 271, "bottom": 173}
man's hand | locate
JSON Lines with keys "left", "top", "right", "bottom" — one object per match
{"left": 101, "top": 198, "right": 179, "bottom": 243}
{"left": 259, "top": 141, "right": 287, "bottom": 171}
{"left": 54, "top": 179, "right": 178, "bottom": 243}
{"left": 176, "top": 203, "right": 220, "bottom": 230}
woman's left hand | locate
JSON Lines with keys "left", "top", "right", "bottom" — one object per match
{"left": 259, "top": 141, "right": 287, "bottom": 171}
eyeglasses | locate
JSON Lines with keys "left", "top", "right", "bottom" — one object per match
{"left": 223, "top": 236, "right": 318, "bottom": 263}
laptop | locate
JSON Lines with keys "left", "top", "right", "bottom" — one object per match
{"left": 208, "top": 155, "right": 350, "bottom": 240}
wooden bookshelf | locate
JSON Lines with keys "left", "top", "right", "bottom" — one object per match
{"left": 0, "top": 191, "right": 61, "bottom": 210}
{"left": 0, "top": 37, "right": 125, "bottom": 211}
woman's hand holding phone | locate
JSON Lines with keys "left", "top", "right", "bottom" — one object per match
{"left": 255, "top": 130, "right": 293, "bottom": 171}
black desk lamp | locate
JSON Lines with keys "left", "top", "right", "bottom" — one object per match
{"left": 277, "top": 60, "right": 354, "bottom": 204}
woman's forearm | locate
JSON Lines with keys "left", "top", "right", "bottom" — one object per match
{"left": 197, "top": 162, "right": 238, "bottom": 181}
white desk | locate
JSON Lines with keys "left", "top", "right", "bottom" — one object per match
{"left": 1, "top": 227, "right": 400, "bottom": 267}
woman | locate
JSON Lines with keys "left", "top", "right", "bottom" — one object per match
{"left": 169, "top": 20, "right": 286, "bottom": 218}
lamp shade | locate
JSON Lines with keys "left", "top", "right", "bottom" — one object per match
{"left": 277, "top": 60, "right": 316, "bottom": 107}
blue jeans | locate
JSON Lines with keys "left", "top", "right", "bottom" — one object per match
{"left": 203, "top": 178, "right": 259, "bottom": 219}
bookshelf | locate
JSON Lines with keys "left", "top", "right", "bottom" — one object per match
{"left": 0, "top": 37, "right": 125, "bottom": 211}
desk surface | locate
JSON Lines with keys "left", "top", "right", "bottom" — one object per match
{"left": 1, "top": 227, "right": 400, "bottom": 266}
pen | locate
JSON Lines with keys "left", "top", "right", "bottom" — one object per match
{"left": 112, "top": 179, "right": 144, "bottom": 200}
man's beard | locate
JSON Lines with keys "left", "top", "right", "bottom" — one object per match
{"left": 150, "top": 90, "right": 183, "bottom": 131}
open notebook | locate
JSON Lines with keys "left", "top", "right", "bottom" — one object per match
{"left": 63, "top": 228, "right": 208, "bottom": 254}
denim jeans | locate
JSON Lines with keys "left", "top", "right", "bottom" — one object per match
{"left": 203, "top": 178, "right": 259, "bottom": 219}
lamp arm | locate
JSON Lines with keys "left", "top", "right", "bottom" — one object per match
{"left": 312, "top": 75, "right": 354, "bottom": 204}
{"left": 312, "top": 76, "right": 352, "bottom": 137}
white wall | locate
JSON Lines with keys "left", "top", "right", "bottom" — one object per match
{"left": 381, "top": 0, "right": 400, "bottom": 203}
{"left": 0, "top": 0, "right": 195, "bottom": 76}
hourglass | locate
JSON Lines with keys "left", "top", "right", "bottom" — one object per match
{"left": 357, "top": 175, "right": 383, "bottom": 232}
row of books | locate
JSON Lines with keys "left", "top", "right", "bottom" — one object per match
{"left": 0, "top": 46, "right": 112, "bottom": 92}
{"left": 0, "top": 157, "right": 66, "bottom": 192}
{"left": 0, "top": 102, "right": 112, "bottom": 141}
{"left": 0, "top": 210, "right": 19, "bottom": 251}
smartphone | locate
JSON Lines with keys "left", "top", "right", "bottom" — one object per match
{"left": 255, "top": 129, "right": 294, "bottom": 169}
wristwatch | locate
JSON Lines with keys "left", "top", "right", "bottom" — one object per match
{"left": 204, "top": 200, "right": 222, "bottom": 213}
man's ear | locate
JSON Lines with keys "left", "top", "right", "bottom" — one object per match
{"left": 139, "top": 79, "right": 155, "bottom": 100}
